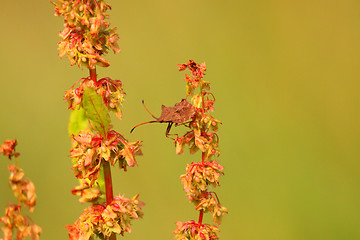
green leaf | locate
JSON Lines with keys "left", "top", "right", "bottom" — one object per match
{"left": 82, "top": 86, "right": 111, "bottom": 136}
{"left": 68, "top": 107, "right": 89, "bottom": 136}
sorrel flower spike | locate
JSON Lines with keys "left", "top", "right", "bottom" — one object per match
{"left": 168, "top": 60, "right": 227, "bottom": 239}
{"left": 52, "top": 0, "right": 120, "bottom": 69}
{"left": 0, "top": 139, "right": 42, "bottom": 240}
{"left": 53, "top": 1, "right": 144, "bottom": 239}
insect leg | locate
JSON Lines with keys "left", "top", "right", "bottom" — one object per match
{"left": 165, "top": 122, "right": 173, "bottom": 137}
{"left": 174, "top": 120, "right": 192, "bottom": 128}
{"left": 166, "top": 122, "right": 180, "bottom": 140}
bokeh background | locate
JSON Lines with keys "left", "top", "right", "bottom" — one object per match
{"left": 0, "top": 1, "right": 359, "bottom": 239}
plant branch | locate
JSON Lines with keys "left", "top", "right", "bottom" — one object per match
{"left": 103, "top": 161, "right": 116, "bottom": 240}
{"left": 89, "top": 68, "right": 97, "bottom": 82}
{"left": 198, "top": 210, "right": 204, "bottom": 225}
{"left": 103, "top": 161, "right": 114, "bottom": 205}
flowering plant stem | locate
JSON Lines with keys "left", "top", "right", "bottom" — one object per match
{"left": 89, "top": 68, "right": 116, "bottom": 240}
{"left": 103, "top": 161, "right": 114, "bottom": 206}
{"left": 90, "top": 68, "right": 97, "bottom": 82}
{"left": 52, "top": 1, "right": 144, "bottom": 239}
{"left": 198, "top": 210, "right": 204, "bottom": 225}
{"left": 103, "top": 160, "right": 116, "bottom": 240}
{"left": 88, "top": 67, "right": 115, "bottom": 214}
{"left": 170, "top": 60, "right": 227, "bottom": 239}
{"left": 0, "top": 140, "right": 42, "bottom": 240}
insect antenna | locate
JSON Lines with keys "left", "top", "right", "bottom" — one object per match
{"left": 142, "top": 100, "right": 158, "bottom": 119}
{"left": 130, "top": 120, "right": 160, "bottom": 133}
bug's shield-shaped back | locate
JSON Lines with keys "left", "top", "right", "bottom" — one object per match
{"left": 130, "top": 99, "right": 196, "bottom": 135}
{"left": 171, "top": 100, "right": 196, "bottom": 123}
{"left": 158, "top": 105, "right": 174, "bottom": 122}
{"left": 156, "top": 100, "right": 195, "bottom": 123}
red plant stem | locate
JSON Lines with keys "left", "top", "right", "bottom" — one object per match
{"left": 103, "top": 161, "right": 116, "bottom": 240}
{"left": 89, "top": 68, "right": 97, "bottom": 82}
{"left": 198, "top": 210, "right": 204, "bottom": 225}
{"left": 202, "top": 151, "right": 205, "bottom": 163}
{"left": 103, "top": 161, "right": 114, "bottom": 205}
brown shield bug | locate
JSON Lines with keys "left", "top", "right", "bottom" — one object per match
{"left": 130, "top": 99, "right": 196, "bottom": 137}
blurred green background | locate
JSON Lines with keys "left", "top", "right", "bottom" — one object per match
{"left": 0, "top": 1, "right": 359, "bottom": 239}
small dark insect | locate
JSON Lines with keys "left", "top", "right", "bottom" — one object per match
{"left": 130, "top": 99, "right": 196, "bottom": 137}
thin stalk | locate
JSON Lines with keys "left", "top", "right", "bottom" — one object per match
{"left": 103, "top": 161, "right": 114, "bottom": 205}
{"left": 103, "top": 161, "right": 116, "bottom": 240}
{"left": 15, "top": 156, "right": 20, "bottom": 169}
{"left": 198, "top": 210, "right": 204, "bottom": 225}
{"left": 89, "top": 68, "right": 97, "bottom": 82}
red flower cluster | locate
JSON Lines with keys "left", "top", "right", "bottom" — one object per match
{"left": 172, "top": 60, "right": 227, "bottom": 239}
{"left": 0, "top": 140, "right": 20, "bottom": 160}
{"left": 70, "top": 129, "right": 142, "bottom": 185}
{"left": 53, "top": 0, "right": 120, "bottom": 69}
{"left": 7, "top": 165, "right": 37, "bottom": 213}
{"left": 180, "top": 161, "right": 223, "bottom": 198}
{"left": 0, "top": 204, "right": 42, "bottom": 240}
{"left": 0, "top": 140, "right": 41, "bottom": 240}
{"left": 66, "top": 194, "right": 144, "bottom": 239}
{"left": 174, "top": 220, "right": 219, "bottom": 240}
{"left": 65, "top": 76, "right": 125, "bottom": 119}
{"left": 178, "top": 60, "right": 207, "bottom": 95}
